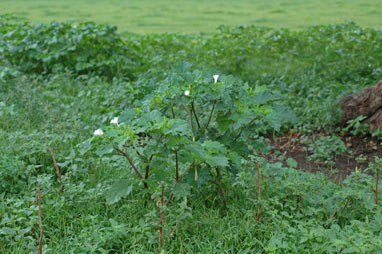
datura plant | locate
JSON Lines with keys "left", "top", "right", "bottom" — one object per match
{"left": 83, "top": 65, "right": 296, "bottom": 206}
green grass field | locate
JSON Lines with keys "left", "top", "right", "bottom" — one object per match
{"left": 1, "top": 0, "right": 382, "bottom": 33}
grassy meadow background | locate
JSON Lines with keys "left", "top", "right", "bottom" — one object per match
{"left": 0, "top": 0, "right": 382, "bottom": 33}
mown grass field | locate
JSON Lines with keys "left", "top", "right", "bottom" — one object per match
{"left": 1, "top": 1, "right": 382, "bottom": 253}
{"left": 0, "top": 0, "right": 382, "bottom": 33}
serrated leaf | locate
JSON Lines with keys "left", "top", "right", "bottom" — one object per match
{"left": 105, "top": 179, "right": 133, "bottom": 204}
{"left": 216, "top": 113, "right": 231, "bottom": 132}
{"left": 286, "top": 158, "right": 297, "bottom": 168}
{"left": 95, "top": 143, "right": 114, "bottom": 157}
{"left": 165, "top": 119, "right": 191, "bottom": 136}
{"left": 253, "top": 91, "right": 274, "bottom": 104}
{"left": 227, "top": 151, "right": 242, "bottom": 168}
{"left": 119, "top": 109, "right": 137, "bottom": 123}
{"left": 204, "top": 154, "right": 229, "bottom": 168}
{"left": 202, "top": 140, "right": 226, "bottom": 154}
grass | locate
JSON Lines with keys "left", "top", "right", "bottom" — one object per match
{"left": 0, "top": 0, "right": 381, "bottom": 34}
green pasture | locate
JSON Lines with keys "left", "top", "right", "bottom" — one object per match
{"left": 1, "top": 0, "right": 382, "bottom": 33}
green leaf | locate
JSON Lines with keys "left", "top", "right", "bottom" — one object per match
{"left": 216, "top": 113, "right": 231, "bottom": 132}
{"left": 95, "top": 143, "right": 114, "bottom": 157}
{"left": 165, "top": 119, "right": 191, "bottom": 136}
{"left": 202, "top": 140, "right": 226, "bottom": 154}
{"left": 286, "top": 158, "right": 298, "bottom": 168}
{"left": 227, "top": 151, "right": 242, "bottom": 168}
{"left": 105, "top": 179, "right": 133, "bottom": 204}
{"left": 0, "top": 227, "right": 16, "bottom": 235}
{"left": 205, "top": 154, "right": 229, "bottom": 168}
{"left": 119, "top": 109, "right": 137, "bottom": 123}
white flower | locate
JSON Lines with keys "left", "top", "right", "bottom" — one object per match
{"left": 184, "top": 90, "right": 190, "bottom": 96}
{"left": 110, "top": 117, "right": 119, "bottom": 125}
{"left": 213, "top": 75, "right": 219, "bottom": 84}
{"left": 93, "top": 129, "right": 103, "bottom": 137}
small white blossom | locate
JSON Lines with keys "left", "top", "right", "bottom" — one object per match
{"left": 184, "top": 90, "right": 190, "bottom": 96}
{"left": 93, "top": 129, "right": 103, "bottom": 136}
{"left": 110, "top": 117, "right": 119, "bottom": 125}
{"left": 213, "top": 75, "right": 219, "bottom": 84}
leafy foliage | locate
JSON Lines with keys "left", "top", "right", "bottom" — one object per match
{"left": 307, "top": 135, "right": 347, "bottom": 162}
{"left": 88, "top": 65, "right": 295, "bottom": 205}
{"left": 0, "top": 15, "right": 140, "bottom": 80}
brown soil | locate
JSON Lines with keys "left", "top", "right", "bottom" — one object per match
{"left": 265, "top": 131, "right": 382, "bottom": 182}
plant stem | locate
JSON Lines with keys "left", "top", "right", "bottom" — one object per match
{"left": 48, "top": 146, "right": 64, "bottom": 192}
{"left": 158, "top": 183, "right": 165, "bottom": 254}
{"left": 182, "top": 104, "right": 194, "bottom": 130}
{"left": 234, "top": 116, "right": 259, "bottom": 141}
{"left": 327, "top": 199, "right": 349, "bottom": 228}
{"left": 175, "top": 150, "right": 179, "bottom": 182}
{"left": 37, "top": 186, "right": 43, "bottom": 254}
{"left": 205, "top": 100, "right": 216, "bottom": 129}
{"left": 191, "top": 101, "right": 201, "bottom": 128}
{"left": 256, "top": 161, "right": 262, "bottom": 223}
{"left": 215, "top": 167, "right": 227, "bottom": 210}
{"left": 166, "top": 162, "right": 194, "bottom": 207}
{"left": 116, "top": 147, "right": 144, "bottom": 180}
{"left": 336, "top": 199, "right": 349, "bottom": 224}
{"left": 144, "top": 154, "right": 154, "bottom": 189}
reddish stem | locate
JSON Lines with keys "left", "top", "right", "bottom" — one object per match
{"left": 175, "top": 150, "right": 179, "bottom": 182}
{"left": 158, "top": 184, "right": 165, "bottom": 254}
{"left": 256, "top": 161, "right": 262, "bottom": 223}
{"left": 191, "top": 101, "right": 201, "bottom": 128}
{"left": 48, "top": 146, "right": 64, "bottom": 192}
{"left": 37, "top": 186, "right": 44, "bottom": 254}
{"left": 116, "top": 147, "right": 144, "bottom": 180}
{"left": 327, "top": 199, "right": 349, "bottom": 228}
{"left": 166, "top": 162, "right": 194, "bottom": 207}
{"left": 205, "top": 100, "right": 216, "bottom": 129}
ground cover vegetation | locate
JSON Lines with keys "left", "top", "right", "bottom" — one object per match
{"left": 1, "top": 14, "right": 382, "bottom": 253}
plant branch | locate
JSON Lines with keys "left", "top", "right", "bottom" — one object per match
{"left": 327, "top": 199, "right": 349, "bottom": 228}
{"left": 182, "top": 104, "right": 194, "bottom": 129}
{"left": 116, "top": 147, "right": 144, "bottom": 180}
{"left": 205, "top": 100, "right": 216, "bottom": 129}
{"left": 48, "top": 146, "right": 64, "bottom": 192}
{"left": 165, "top": 162, "right": 194, "bottom": 207}
{"left": 144, "top": 154, "right": 154, "bottom": 189}
{"left": 191, "top": 101, "right": 201, "bottom": 128}
{"left": 234, "top": 116, "right": 259, "bottom": 141}
{"left": 175, "top": 150, "right": 179, "bottom": 182}
{"left": 215, "top": 167, "right": 227, "bottom": 210}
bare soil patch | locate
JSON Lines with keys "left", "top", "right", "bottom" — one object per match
{"left": 266, "top": 131, "right": 382, "bottom": 182}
